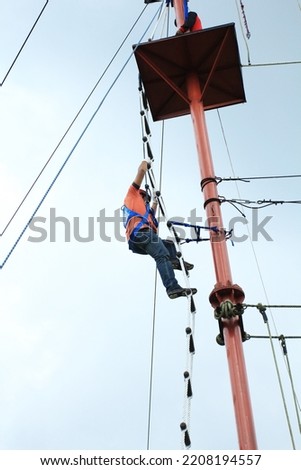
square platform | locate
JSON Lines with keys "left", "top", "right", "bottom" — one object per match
{"left": 133, "top": 23, "right": 246, "bottom": 121}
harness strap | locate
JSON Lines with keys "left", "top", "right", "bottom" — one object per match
{"left": 122, "top": 204, "right": 158, "bottom": 240}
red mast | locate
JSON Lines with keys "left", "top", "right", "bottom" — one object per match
{"left": 136, "top": 0, "right": 257, "bottom": 449}
{"left": 187, "top": 70, "right": 257, "bottom": 449}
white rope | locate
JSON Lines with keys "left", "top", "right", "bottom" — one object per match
{"left": 234, "top": 0, "right": 251, "bottom": 65}
{"left": 148, "top": 1, "right": 168, "bottom": 41}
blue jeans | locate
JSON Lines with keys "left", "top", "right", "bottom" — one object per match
{"left": 128, "top": 229, "right": 181, "bottom": 293}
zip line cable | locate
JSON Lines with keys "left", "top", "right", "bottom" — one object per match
{"left": 0, "top": 1, "right": 49, "bottom": 86}
{"left": 0, "top": 4, "right": 150, "bottom": 238}
{"left": 0, "top": 5, "right": 163, "bottom": 270}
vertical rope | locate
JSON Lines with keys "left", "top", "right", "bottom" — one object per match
{"left": 256, "top": 307, "right": 297, "bottom": 449}
{"left": 234, "top": 0, "right": 251, "bottom": 64}
{"left": 142, "top": 9, "right": 170, "bottom": 445}
{"left": 279, "top": 336, "right": 301, "bottom": 434}
{"left": 146, "top": 268, "right": 159, "bottom": 450}
{"left": 139, "top": 81, "right": 196, "bottom": 449}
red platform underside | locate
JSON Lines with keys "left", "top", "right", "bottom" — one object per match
{"left": 134, "top": 23, "right": 246, "bottom": 121}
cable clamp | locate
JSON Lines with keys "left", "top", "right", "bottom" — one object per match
{"left": 214, "top": 301, "right": 249, "bottom": 346}
{"left": 203, "top": 197, "right": 221, "bottom": 209}
{"left": 200, "top": 177, "right": 219, "bottom": 191}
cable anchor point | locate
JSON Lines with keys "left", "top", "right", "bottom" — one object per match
{"left": 213, "top": 298, "right": 249, "bottom": 346}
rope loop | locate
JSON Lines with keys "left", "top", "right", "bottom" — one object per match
{"left": 214, "top": 300, "right": 245, "bottom": 320}
{"left": 200, "top": 176, "right": 219, "bottom": 191}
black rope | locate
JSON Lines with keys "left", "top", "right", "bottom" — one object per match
{"left": 203, "top": 197, "right": 221, "bottom": 209}
{"left": 200, "top": 177, "right": 218, "bottom": 191}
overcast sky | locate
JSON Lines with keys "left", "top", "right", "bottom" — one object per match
{"left": 0, "top": 0, "right": 301, "bottom": 451}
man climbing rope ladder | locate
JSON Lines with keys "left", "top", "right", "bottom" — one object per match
{"left": 122, "top": 160, "right": 197, "bottom": 299}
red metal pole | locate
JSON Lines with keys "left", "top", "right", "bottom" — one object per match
{"left": 186, "top": 71, "right": 257, "bottom": 449}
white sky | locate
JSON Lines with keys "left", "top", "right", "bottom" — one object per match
{"left": 0, "top": 0, "right": 301, "bottom": 451}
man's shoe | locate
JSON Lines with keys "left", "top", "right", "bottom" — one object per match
{"left": 171, "top": 260, "right": 194, "bottom": 271}
{"left": 168, "top": 287, "right": 197, "bottom": 299}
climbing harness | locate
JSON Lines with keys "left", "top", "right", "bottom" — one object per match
{"left": 121, "top": 203, "right": 158, "bottom": 240}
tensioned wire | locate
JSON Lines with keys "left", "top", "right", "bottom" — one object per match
{"left": 0, "top": 3, "right": 163, "bottom": 268}
{"left": 0, "top": 1, "right": 49, "bottom": 86}
{"left": 2, "top": 4, "right": 299, "bottom": 236}
{"left": 145, "top": 118, "right": 166, "bottom": 452}
{"left": 146, "top": 4, "right": 170, "bottom": 451}
{"left": 234, "top": 0, "right": 301, "bottom": 68}
{"left": 216, "top": 108, "right": 298, "bottom": 449}
{"left": 0, "top": 3, "right": 150, "bottom": 237}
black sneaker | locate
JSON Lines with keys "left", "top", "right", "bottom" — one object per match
{"left": 168, "top": 287, "right": 197, "bottom": 299}
{"left": 171, "top": 260, "right": 194, "bottom": 271}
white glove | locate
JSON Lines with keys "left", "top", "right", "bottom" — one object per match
{"left": 152, "top": 189, "right": 160, "bottom": 203}
{"left": 145, "top": 156, "right": 152, "bottom": 167}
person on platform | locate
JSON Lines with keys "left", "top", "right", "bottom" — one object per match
{"left": 175, "top": 11, "right": 202, "bottom": 35}
{"left": 122, "top": 160, "right": 197, "bottom": 300}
